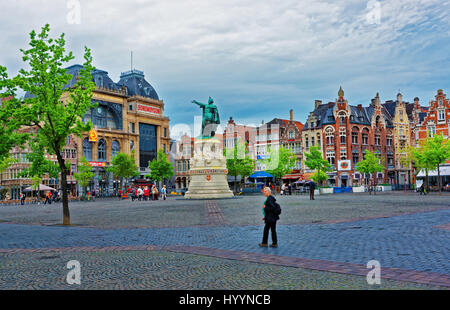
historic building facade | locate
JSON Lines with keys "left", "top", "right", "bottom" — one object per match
{"left": 414, "top": 89, "right": 450, "bottom": 141}
{"left": 1, "top": 65, "right": 170, "bottom": 198}
{"left": 222, "top": 116, "right": 257, "bottom": 158}
{"left": 279, "top": 110, "right": 304, "bottom": 179}
{"left": 303, "top": 88, "right": 395, "bottom": 187}
{"left": 173, "top": 134, "right": 195, "bottom": 190}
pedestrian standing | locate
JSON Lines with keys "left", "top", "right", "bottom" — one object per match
{"left": 44, "top": 191, "right": 52, "bottom": 205}
{"left": 144, "top": 186, "right": 150, "bottom": 201}
{"left": 161, "top": 185, "right": 167, "bottom": 200}
{"left": 131, "top": 187, "right": 136, "bottom": 201}
{"left": 259, "top": 187, "right": 280, "bottom": 248}
{"left": 288, "top": 183, "right": 292, "bottom": 195}
{"left": 138, "top": 187, "right": 143, "bottom": 201}
{"left": 20, "top": 192, "right": 25, "bottom": 205}
{"left": 309, "top": 180, "right": 316, "bottom": 200}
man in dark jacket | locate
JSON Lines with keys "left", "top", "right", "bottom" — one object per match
{"left": 259, "top": 187, "right": 279, "bottom": 248}
{"left": 309, "top": 180, "right": 316, "bottom": 200}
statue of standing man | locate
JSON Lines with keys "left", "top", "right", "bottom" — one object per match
{"left": 192, "top": 97, "right": 220, "bottom": 138}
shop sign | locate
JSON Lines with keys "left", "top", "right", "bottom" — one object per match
{"left": 137, "top": 104, "right": 160, "bottom": 115}
{"left": 89, "top": 129, "right": 98, "bottom": 142}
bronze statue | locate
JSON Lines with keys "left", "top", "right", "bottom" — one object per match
{"left": 192, "top": 97, "right": 220, "bottom": 138}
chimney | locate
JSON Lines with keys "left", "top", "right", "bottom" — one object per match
{"left": 289, "top": 109, "right": 293, "bottom": 121}
{"left": 357, "top": 104, "right": 363, "bottom": 112}
{"left": 315, "top": 100, "right": 322, "bottom": 109}
{"left": 261, "top": 120, "right": 264, "bottom": 125}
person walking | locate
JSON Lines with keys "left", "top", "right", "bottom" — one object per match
{"left": 20, "top": 192, "right": 25, "bottom": 205}
{"left": 309, "top": 180, "right": 316, "bottom": 200}
{"left": 138, "top": 187, "right": 143, "bottom": 201}
{"left": 161, "top": 185, "right": 167, "bottom": 200}
{"left": 131, "top": 187, "right": 136, "bottom": 201}
{"left": 152, "top": 185, "right": 159, "bottom": 200}
{"left": 44, "top": 191, "right": 52, "bottom": 205}
{"left": 259, "top": 187, "right": 280, "bottom": 248}
{"left": 144, "top": 186, "right": 150, "bottom": 201}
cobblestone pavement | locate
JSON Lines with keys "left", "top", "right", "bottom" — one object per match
{"left": 0, "top": 192, "right": 448, "bottom": 228}
{"left": 0, "top": 194, "right": 449, "bottom": 289}
{"left": 0, "top": 249, "right": 443, "bottom": 290}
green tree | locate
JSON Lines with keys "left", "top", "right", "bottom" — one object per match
{"left": 0, "top": 24, "right": 96, "bottom": 225}
{"left": 0, "top": 95, "right": 28, "bottom": 162}
{"left": 225, "top": 139, "right": 255, "bottom": 193}
{"left": 424, "top": 133, "right": 450, "bottom": 195}
{"left": 261, "top": 145, "right": 296, "bottom": 185}
{"left": 304, "top": 145, "right": 332, "bottom": 193}
{"left": 20, "top": 140, "right": 61, "bottom": 182}
{"left": 107, "top": 152, "right": 139, "bottom": 190}
{"left": 0, "top": 156, "right": 16, "bottom": 183}
{"left": 74, "top": 157, "right": 94, "bottom": 197}
{"left": 146, "top": 149, "right": 174, "bottom": 185}
{"left": 402, "top": 143, "right": 434, "bottom": 192}
{"left": 356, "top": 150, "right": 385, "bottom": 195}
{"left": 311, "top": 170, "right": 328, "bottom": 185}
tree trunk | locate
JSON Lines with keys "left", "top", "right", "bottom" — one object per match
{"left": 437, "top": 164, "right": 441, "bottom": 195}
{"left": 373, "top": 175, "right": 376, "bottom": 195}
{"left": 234, "top": 175, "right": 237, "bottom": 194}
{"left": 425, "top": 169, "right": 429, "bottom": 193}
{"left": 56, "top": 154, "right": 70, "bottom": 225}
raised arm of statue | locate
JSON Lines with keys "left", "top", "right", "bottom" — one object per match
{"left": 192, "top": 100, "right": 206, "bottom": 108}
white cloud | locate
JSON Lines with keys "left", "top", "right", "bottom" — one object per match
{"left": 1, "top": 0, "right": 449, "bottom": 127}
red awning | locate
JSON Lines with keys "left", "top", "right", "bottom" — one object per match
{"left": 282, "top": 174, "right": 304, "bottom": 180}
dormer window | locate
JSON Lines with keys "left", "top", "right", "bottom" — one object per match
{"left": 439, "top": 99, "right": 443, "bottom": 107}
{"left": 310, "top": 122, "right": 314, "bottom": 128}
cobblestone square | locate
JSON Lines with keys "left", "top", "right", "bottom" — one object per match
{"left": 0, "top": 192, "right": 449, "bottom": 289}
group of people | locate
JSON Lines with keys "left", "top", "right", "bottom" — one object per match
{"left": 17, "top": 190, "right": 60, "bottom": 205}
{"left": 272, "top": 180, "right": 317, "bottom": 200}
{"left": 119, "top": 185, "right": 168, "bottom": 201}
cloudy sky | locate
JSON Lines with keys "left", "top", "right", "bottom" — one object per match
{"left": 1, "top": 0, "right": 449, "bottom": 139}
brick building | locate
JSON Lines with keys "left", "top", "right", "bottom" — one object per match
{"left": 303, "top": 87, "right": 395, "bottom": 187}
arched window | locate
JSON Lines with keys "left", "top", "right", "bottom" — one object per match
{"left": 352, "top": 127, "right": 359, "bottom": 144}
{"left": 112, "top": 140, "right": 120, "bottom": 158}
{"left": 98, "top": 139, "right": 106, "bottom": 161}
{"left": 82, "top": 138, "right": 92, "bottom": 161}
{"left": 325, "top": 127, "right": 334, "bottom": 145}
{"left": 362, "top": 128, "right": 369, "bottom": 145}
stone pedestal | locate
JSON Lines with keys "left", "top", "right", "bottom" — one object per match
{"left": 185, "top": 137, "right": 234, "bottom": 199}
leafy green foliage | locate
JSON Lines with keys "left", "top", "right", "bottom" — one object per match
{"left": 304, "top": 145, "right": 332, "bottom": 187}
{"left": 225, "top": 139, "right": 255, "bottom": 193}
{"left": 356, "top": 150, "right": 385, "bottom": 194}
{"left": 107, "top": 152, "right": 139, "bottom": 187}
{"left": 356, "top": 150, "right": 385, "bottom": 175}
{"left": 146, "top": 149, "right": 174, "bottom": 183}
{"left": 20, "top": 141, "right": 60, "bottom": 179}
{"left": 0, "top": 24, "right": 96, "bottom": 224}
{"left": 74, "top": 157, "right": 94, "bottom": 191}
{"left": 311, "top": 170, "right": 328, "bottom": 184}
{"left": 261, "top": 145, "right": 296, "bottom": 182}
